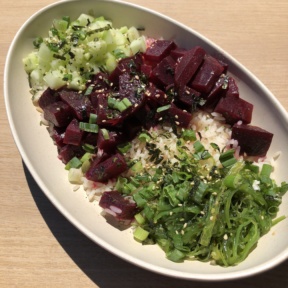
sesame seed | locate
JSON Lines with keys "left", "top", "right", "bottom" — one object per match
{"left": 175, "top": 121, "right": 180, "bottom": 125}
{"left": 175, "top": 115, "right": 179, "bottom": 119}
{"left": 223, "top": 234, "right": 228, "bottom": 240}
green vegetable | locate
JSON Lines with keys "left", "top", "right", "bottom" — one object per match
{"left": 23, "top": 14, "right": 146, "bottom": 92}
{"left": 117, "top": 129, "right": 288, "bottom": 266}
{"left": 65, "top": 157, "right": 82, "bottom": 170}
{"left": 79, "top": 122, "right": 99, "bottom": 133}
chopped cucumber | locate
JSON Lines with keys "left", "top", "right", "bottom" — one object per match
{"left": 23, "top": 14, "right": 147, "bottom": 96}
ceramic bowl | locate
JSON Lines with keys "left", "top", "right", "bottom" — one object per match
{"left": 4, "top": 0, "right": 288, "bottom": 281}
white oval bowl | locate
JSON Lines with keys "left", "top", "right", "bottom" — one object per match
{"left": 4, "top": 0, "right": 288, "bottom": 281}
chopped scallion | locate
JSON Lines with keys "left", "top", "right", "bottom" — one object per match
{"left": 65, "top": 157, "right": 82, "bottom": 170}
{"left": 79, "top": 122, "right": 99, "bottom": 133}
{"left": 156, "top": 104, "right": 171, "bottom": 113}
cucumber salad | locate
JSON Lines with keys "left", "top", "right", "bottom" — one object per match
{"left": 23, "top": 13, "right": 288, "bottom": 266}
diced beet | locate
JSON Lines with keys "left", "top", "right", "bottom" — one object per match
{"left": 97, "top": 129, "right": 123, "bottom": 154}
{"left": 170, "top": 47, "right": 187, "bottom": 61}
{"left": 225, "top": 77, "right": 239, "bottom": 98}
{"left": 86, "top": 153, "right": 128, "bottom": 182}
{"left": 43, "top": 101, "right": 73, "bottom": 127}
{"left": 168, "top": 104, "right": 192, "bottom": 128}
{"left": 174, "top": 46, "right": 206, "bottom": 88}
{"left": 177, "top": 86, "right": 201, "bottom": 111}
{"left": 118, "top": 73, "right": 146, "bottom": 116}
{"left": 58, "top": 144, "right": 85, "bottom": 164}
{"left": 144, "top": 82, "right": 171, "bottom": 108}
{"left": 214, "top": 96, "right": 253, "bottom": 125}
{"left": 59, "top": 89, "right": 92, "bottom": 121}
{"left": 83, "top": 132, "right": 98, "bottom": 146}
{"left": 203, "top": 76, "right": 228, "bottom": 110}
{"left": 89, "top": 72, "right": 110, "bottom": 91}
{"left": 144, "top": 40, "right": 176, "bottom": 62}
{"left": 38, "top": 88, "right": 60, "bottom": 110}
{"left": 63, "top": 118, "right": 84, "bottom": 146}
{"left": 134, "top": 104, "right": 156, "bottom": 130}
{"left": 108, "top": 54, "right": 143, "bottom": 87}
{"left": 156, "top": 103, "right": 192, "bottom": 128}
{"left": 231, "top": 124, "right": 273, "bottom": 157}
{"left": 99, "top": 191, "right": 139, "bottom": 220}
{"left": 189, "top": 55, "right": 225, "bottom": 94}
{"left": 150, "top": 56, "right": 176, "bottom": 88}
{"left": 47, "top": 125, "right": 66, "bottom": 148}
{"left": 95, "top": 92, "right": 123, "bottom": 127}
{"left": 141, "top": 64, "right": 152, "bottom": 77}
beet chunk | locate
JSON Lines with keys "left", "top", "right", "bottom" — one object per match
{"left": 86, "top": 153, "right": 128, "bottom": 182}
{"left": 225, "top": 77, "right": 239, "bottom": 98}
{"left": 97, "top": 129, "right": 123, "bottom": 154}
{"left": 214, "top": 96, "right": 253, "bottom": 125}
{"left": 150, "top": 55, "right": 176, "bottom": 88}
{"left": 203, "top": 75, "right": 228, "bottom": 110}
{"left": 38, "top": 88, "right": 60, "bottom": 110}
{"left": 108, "top": 53, "right": 143, "bottom": 87}
{"left": 189, "top": 55, "right": 225, "bottom": 94}
{"left": 157, "top": 103, "right": 192, "bottom": 128}
{"left": 170, "top": 47, "right": 187, "bottom": 61}
{"left": 118, "top": 73, "right": 146, "bottom": 116}
{"left": 43, "top": 101, "right": 73, "bottom": 127}
{"left": 174, "top": 46, "right": 206, "bottom": 88}
{"left": 177, "top": 86, "right": 201, "bottom": 111}
{"left": 58, "top": 144, "right": 85, "bottom": 164}
{"left": 144, "top": 40, "right": 176, "bottom": 62}
{"left": 144, "top": 82, "right": 171, "bottom": 108}
{"left": 99, "top": 191, "right": 138, "bottom": 220}
{"left": 63, "top": 118, "right": 84, "bottom": 146}
{"left": 47, "top": 125, "right": 65, "bottom": 148}
{"left": 94, "top": 92, "right": 122, "bottom": 127}
{"left": 231, "top": 124, "right": 273, "bottom": 157}
{"left": 59, "top": 89, "right": 92, "bottom": 121}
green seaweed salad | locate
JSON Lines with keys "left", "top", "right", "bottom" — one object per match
{"left": 117, "top": 129, "right": 288, "bottom": 266}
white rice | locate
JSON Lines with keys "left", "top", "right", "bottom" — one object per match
{"left": 82, "top": 110, "right": 233, "bottom": 202}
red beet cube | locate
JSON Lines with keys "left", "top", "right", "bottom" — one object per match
{"left": 190, "top": 55, "right": 225, "bottom": 94}
{"left": 231, "top": 124, "right": 273, "bottom": 157}
{"left": 86, "top": 153, "right": 128, "bottom": 182}
{"left": 43, "top": 101, "right": 73, "bottom": 127}
{"left": 38, "top": 88, "right": 60, "bottom": 110}
{"left": 108, "top": 54, "right": 143, "bottom": 87}
{"left": 203, "top": 76, "right": 228, "bottom": 110}
{"left": 214, "top": 96, "right": 253, "bottom": 125}
{"left": 170, "top": 47, "right": 187, "bottom": 61}
{"left": 144, "top": 39, "right": 176, "bottom": 62}
{"left": 177, "top": 86, "right": 201, "bottom": 111}
{"left": 58, "top": 144, "right": 85, "bottom": 164}
{"left": 97, "top": 129, "right": 122, "bottom": 154}
{"left": 174, "top": 46, "right": 206, "bottom": 88}
{"left": 225, "top": 77, "right": 239, "bottom": 98}
{"left": 144, "top": 82, "right": 171, "bottom": 108}
{"left": 59, "top": 89, "right": 92, "bottom": 121}
{"left": 63, "top": 118, "right": 84, "bottom": 146}
{"left": 150, "top": 56, "right": 176, "bottom": 88}
{"left": 99, "top": 191, "right": 139, "bottom": 220}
